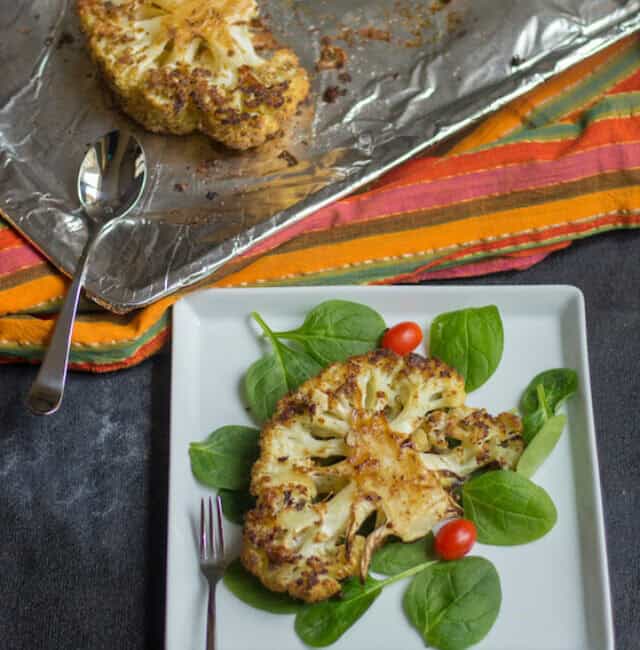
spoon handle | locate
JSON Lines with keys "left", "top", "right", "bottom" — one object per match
{"left": 27, "top": 246, "right": 90, "bottom": 415}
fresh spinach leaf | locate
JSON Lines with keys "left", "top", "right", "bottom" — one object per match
{"left": 521, "top": 368, "right": 578, "bottom": 415}
{"left": 273, "top": 300, "right": 386, "bottom": 365}
{"left": 521, "top": 386, "right": 549, "bottom": 445}
{"left": 295, "top": 560, "right": 437, "bottom": 646}
{"left": 189, "top": 425, "right": 260, "bottom": 490}
{"left": 244, "top": 312, "right": 322, "bottom": 422}
{"left": 463, "top": 470, "right": 557, "bottom": 545}
{"left": 520, "top": 369, "right": 578, "bottom": 442}
{"left": 517, "top": 414, "right": 566, "bottom": 478}
{"left": 370, "top": 534, "right": 435, "bottom": 576}
{"left": 218, "top": 488, "right": 256, "bottom": 525}
{"left": 295, "top": 575, "right": 383, "bottom": 647}
{"left": 223, "top": 559, "right": 303, "bottom": 614}
{"left": 404, "top": 557, "right": 501, "bottom": 650}
{"left": 429, "top": 305, "right": 503, "bottom": 392}
{"left": 244, "top": 354, "right": 287, "bottom": 423}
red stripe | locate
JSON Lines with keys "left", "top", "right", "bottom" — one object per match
{"left": 374, "top": 117, "right": 640, "bottom": 189}
{"left": 0, "top": 228, "right": 28, "bottom": 250}
{"left": 375, "top": 212, "right": 640, "bottom": 284}
{"left": 69, "top": 328, "right": 170, "bottom": 373}
{"left": 0, "top": 328, "right": 170, "bottom": 372}
{"left": 414, "top": 249, "right": 561, "bottom": 281}
{"left": 607, "top": 69, "right": 640, "bottom": 95}
{"left": 244, "top": 136, "right": 640, "bottom": 259}
{"left": 0, "top": 245, "right": 45, "bottom": 276}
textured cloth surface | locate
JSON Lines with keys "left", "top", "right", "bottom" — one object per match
{"left": 1, "top": 231, "right": 639, "bottom": 649}
{"left": 2, "top": 36, "right": 640, "bottom": 369}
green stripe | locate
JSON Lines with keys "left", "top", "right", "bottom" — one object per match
{"left": 252, "top": 255, "right": 442, "bottom": 286}
{"left": 484, "top": 123, "right": 580, "bottom": 149}
{"left": 429, "top": 220, "right": 640, "bottom": 271}
{"left": 478, "top": 91, "right": 640, "bottom": 149}
{"left": 471, "top": 43, "right": 640, "bottom": 153}
{"left": 513, "top": 41, "right": 640, "bottom": 133}
{"left": 580, "top": 91, "right": 640, "bottom": 123}
{"left": 70, "top": 316, "right": 167, "bottom": 364}
{"left": 9, "top": 296, "right": 114, "bottom": 316}
{"left": 15, "top": 297, "right": 64, "bottom": 315}
{"left": 248, "top": 220, "right": 640, "bottom": 287}
{"left": 0, "top": 313, "right": 169, "bottom": 365}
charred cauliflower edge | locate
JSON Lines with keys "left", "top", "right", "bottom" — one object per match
{"left": 77, "top": 0, "right": 310, "bottom": 150}
{"left": 241, "top": 349, "right": 524, "bottom": 603}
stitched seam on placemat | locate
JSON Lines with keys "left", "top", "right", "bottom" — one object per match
{"left": 0, "top": 260, "right": 48, "bottom": 280}
{"left": 335, "top": 163, "right": 640, "bottom": 228}
{"left": 0, "top": 294, "right": 64, "bottom": 316}
{"left": 0, "top": 314, "right": 169, "bottom": 348}
{"left": 221, "top": 209, "right": 640, "bottom": 286}
{"left": 364, "top": 136, "right": 640, "bottom": 197}
{"left": 0, "top": 242, "right": 34, "bottom": 254}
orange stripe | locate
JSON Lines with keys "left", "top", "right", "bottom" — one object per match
{"left": 375, "top": 240, "right": 575, "bottom": 284}
{"left": 0, "top": 328, "right": 170, "bottom": 372}
{"left": 218, "top": 185, "right": 640, "bottom": 285}
{"left": 0, "top": 36, "right": 638, "bottom": 346}
{"left": 0, "top": 228, "right": 27, "bottom": 249}
{"left": 376, "top": 215, "right": 635, "bottom": 285}
{"left": 373, "top": 117, "right": 640, "bottom": 191}
{"left": 606, "top": 67, "right": 640, "bottom": 95}
{"left": 390, "top": 208, "right": 638, "bottom": 284}
{"left": 69, "top": 328, "right": 170, "bottom": 373}
{"left": 72, "top": 299, "right": 172, "bottom": 344}
{"left": 448, "top": 36, "right": 636, "bottom": 154}
{"left": 0, "top": 293, "right": 175, "bottom": 345}
{"left": 0, "top": 275, "right": 67, "bottom": 317}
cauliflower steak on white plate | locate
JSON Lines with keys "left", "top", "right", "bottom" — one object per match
{"left": 77, "top": 0, "right": 310, "bottom": 149}
{"left": 242, "top": 350, "right": 524, "bottom": 602}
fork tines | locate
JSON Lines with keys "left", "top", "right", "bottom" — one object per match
{"left": 200, "top": 495, "right": 225, "bottom": 561}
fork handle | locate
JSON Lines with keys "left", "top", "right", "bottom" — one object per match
{"left": 206, "top": 583, "right": 216, "bottom": 650}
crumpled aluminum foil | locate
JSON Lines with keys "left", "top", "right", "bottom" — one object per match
{"left": 1, "top": 0, "right": 639, "bottom": 312}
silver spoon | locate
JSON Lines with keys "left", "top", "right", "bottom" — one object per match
{"left": 27, "top": 130, "right": 147, "bottom": 415}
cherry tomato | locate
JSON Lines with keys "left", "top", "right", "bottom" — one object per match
{"left": 434, "top": 519, "right": 477, "bottom": 560}
{"left": 381, "top": 322, "right": 423, "bottom": 355}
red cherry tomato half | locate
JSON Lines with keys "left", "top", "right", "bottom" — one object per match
{"left": 381, "top": 322, "right": 423, "bottom": 355}
{"left": 434, "top": 519, "right": 477, "bottom": 561}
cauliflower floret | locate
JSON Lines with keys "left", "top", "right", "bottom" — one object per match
{"left": 416, "top": 407, "right": 524, "bottom": 483}
{"left": 77, "top": 0, "right": 310, "bottom": 149}
{"left": 241, "top": 350, "right": 524, "bottom": 603}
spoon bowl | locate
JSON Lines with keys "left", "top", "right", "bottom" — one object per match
{"left": 27, "top": 130, "right": 147, "bottom": 415}
{"left": 78, "top": 130, "right": 146, "bottom": 221}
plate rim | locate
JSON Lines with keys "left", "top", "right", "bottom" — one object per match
{"left": 165, "top": 284, "right": 615, "bottom": 650}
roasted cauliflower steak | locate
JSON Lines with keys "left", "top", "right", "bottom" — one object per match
{"left": 77, "top": 0, "right": 310, "bottom": 149}
{"left": 241, "top": 350, "right": 524, "bottom": 602}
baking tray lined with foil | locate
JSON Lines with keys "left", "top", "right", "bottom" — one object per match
{"left": 1, "top": 0, "right": 639, "bottom": 312}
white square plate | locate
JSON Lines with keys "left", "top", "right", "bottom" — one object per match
{"left": 167, "top": 286, "right": 614, "bottom": 650}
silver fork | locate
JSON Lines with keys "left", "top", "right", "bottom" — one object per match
{"left": 199, "top": 496, "right": 226, "bottom": 650}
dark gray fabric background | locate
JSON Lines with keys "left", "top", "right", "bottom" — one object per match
{"left": 1, "top": 230, "right": 639, "bottom": 650}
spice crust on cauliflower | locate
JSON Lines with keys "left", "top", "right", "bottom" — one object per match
{"left": 77, "top": 0, "right": 310, "bottom": 150}
{"left": 241, "top": 350, "right": 523, "bottom": 603}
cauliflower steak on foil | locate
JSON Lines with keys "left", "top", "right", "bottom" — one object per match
{"left": 77, "top": 0, "right": 310, "bottom": 149}
{"left": 242, "top": 350, "right": 524, "bottom": 602}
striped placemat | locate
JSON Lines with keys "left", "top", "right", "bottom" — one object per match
{"left": 2, "top": 35, "right": 640, "bottom": 370}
